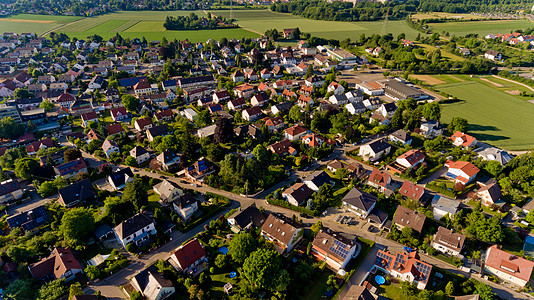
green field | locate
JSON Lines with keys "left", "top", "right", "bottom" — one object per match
{"left": 0, "top": 14, "right": 82, "bottom": 35}
{"left": 429, "top": 19, "right": 534, "bottom": 36}
{"left": 211, "top": 10, "right": 422, "bottom": 40}
{"left": 438, "top": 75, "right": 534, "bottom": 150}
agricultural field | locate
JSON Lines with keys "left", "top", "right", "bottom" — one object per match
{"left": 211, "top": 10, "right": 422, "bottom": 40}
{"left": 429, "top": 19, "right": 534, "bottom": 36}
{"left": 411, "top": 12, "right": 487, "bottom": 21}
{"left": 438, "top": 75, "right": 534, "bottom": 150}
{"left": 54, "top": 10, "right": 258, "bottom": 42}
{"left": 0, "top": 14, "right": 82, "bottom": 35}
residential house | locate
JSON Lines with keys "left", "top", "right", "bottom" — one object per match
{"left": 81, "top": 111, "right": 98, "bottom": 128}
{"left": 474, "top": 144, "right": 513, "bottom": 166}
{"left": 130, "top": 146, "right": 150, "bottom": 165}
{"left": 168, "top": 239, "right": 207, "bottom": 274}
{"left": 212, "top": 90, "right": 231, "bottom": 103}
{"left": 234, "top": 83, "right": 255, "bottom": 98}
{"left": 53, "top": 158, "right": 88, "bottom": 179}
{"left": 327, "top": 160, "right": 344, "bottom": 173}
{"left": 106, "top": 123, "right": 124, "bottom": 136}
{"left": 393, "top": 206, "right": 426, "bottom": 233}
{"left": 398, "top": 181, "right": 426, "bottom": 203}
{"left": 250, "top": 92, "right": 269, "bottom": 107}
{"left": 57, "top": 179, "right": 95, "bottom": 207}
{"left": 431, "top": 194, "right": 460, "bottom": 220}
{"left": 312, "top": 228, "right": 358, "bottom": 271}
{"left": 185, "top": 157, "right": 215, "bottom": 183}
{"left": 147, "top": 124, "right": 169, "bottom": 142}
{"left": 231, "top": 70, "right": 244, "bottom": 83}
{"left": 484, "top": 50, "right": 502, "bottom": 61}
{"left": 0, "top": 179, "right": 23, "bottom": 204}
{"left": 134, "top": 80, "right": 153, "bottom": 97}
{"left": 108, "top": 168, "right": 134, "bottom": 190}
{"left": 476, "top": 182, "right": 503, "bottom": 207}
{"left": 153, "top": 179, "right": 183, "bottom": 204}
{"left": 114, "top": 213, "right": 156, "bottom": 247}
{"left": 329, "top": 94, "right": 349, "bottom": 106}
{"left": 263, "top": 116, "right": 285, "bottom": 131}
{"left": 388, "top": 149, "right": 425, "bottom": 174}
{"left": 282, "top": 183, "right": 314, "bottom": 206}
{"left": 29, "top": 248, "right": 83, "bottom": 282}
{"left": 378, "top": 103, "right": 397, "bottom": 118}
{"left": 305, "top": 76, "right": 325, "bottom": 87}
{"left": 7, "top": 205, "right": 50, "bottom": 232}
{"left": 444, "top": 160, "right": 480, "bottom": 185}
{"left": 156, "top": 150, "right": 180, "bottom": 171}
{"left": 484, "top": 245, "right": 534, "bottom": 287}
{"left": 419, "top": 121, "right": 444, "bottom": 138}
{"left": 110, "top": 107, "right": 128, "bottom": 121}
{"left": 342, "top": 187, "right": 377, "bottom": 219}
{"left": 389, "top": 129, "right": 412, "bottom": 145}
{"left": 269, "top": 139, "right": 297, "bottom": 156}
{"left": 359, "top": 139, "right": 391, "bottom": 162}
{"left": 227, "top": 204, "right": 266, "bottom": 233}
{"left": 327, "top": 81, "right": 345, "bottom": 95}
{"left": 172, "top": 194, "right": 199, "bottom": 221}
{"left": 182, "top": 108, "right": 198, "bottom": 122}
{"left": 345, "top": 101, "right": 366, "bottom": 115}
{"left": 261, "top": 214, "right": 303, "bottom": 254}
{"left": 451, "top": 131, "right": 477, "bottom": 148}
{"left": 284, "top": 125, "right": 308, "bottom": 141}
{"left": 304, "top": 171, "right": 333, "bottom": 192}
{"left": 374, "top": 250, "right": 432, "bottom": 289}
{"left": 130, "top": 265, "right": 175, "bottom": 300}
{"left": 367, "top": 169, "right": 392, "bottom": 193}
{"left": 346, "top": 162, "right": 369, "bottom": 180}
{"left": 102, "top": 139, "right": 120, "bottom": 158}
{"left": 242, "top": 106, "right": 262, "bottom": 121}
{"left": 88, "top": 75, "right": 104, "bottom": 89}
{"left": 228, "top": 98, "right": 246, "bottom": 111}
{"left": 432, "top": 226, "right": 466, "bottom": 256}
{"left": 362, "top": 98, "right": 381, "bottom": 110}
{"left": 155, "top": 109, "right": 174, "bottom": 122}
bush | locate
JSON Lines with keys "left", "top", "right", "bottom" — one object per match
{"left": 125, "top": 243, "right": 137, "bottom": 253}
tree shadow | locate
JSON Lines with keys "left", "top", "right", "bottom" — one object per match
{"left": 469, "top": 124, "right": 500, "bottom": 132}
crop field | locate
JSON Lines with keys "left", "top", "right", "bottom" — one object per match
{"left": 211, "top": 10, "right": 422, "bottom": 40}
{"left": 0, "top": 14, "right": 82, "bottom": 35}
{"left": 429, "top": 19, "right": 534, "bottom": 36}
{"left": 52, "top": 10, "right": 257, "bottom": 41}
{"left": 411, "top": 12, "right": 486, "bottom": 21}
{"left": 438, "top": 76, "right": 534, "bottom": 150}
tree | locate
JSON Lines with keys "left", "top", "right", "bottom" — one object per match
{"left": 122, "top": 94, "right": 140, "bottom": 112}
{"left": 124, "top": 156, "right": 138, "bottom": 167}
{"left": 310, "top": 220, "right": 323, "bottom": 237}
{"left": 14, "top": 157, "right": 39, "bottom": 180}
{"left": 4, "top": 279, "right": 36, "bottom": 299}
{"left": 0, "top": 117, "right": 25, "bottom": 140}
{"left": 122, "top": 178, "right": 147, "bottom": 211}
{"left": 229, "top": 232, "right": 257, "bottom": 264}
{"left": 390, "top": 109, "right": 403, "bottom": 128}
{"left": 215, "top": 254, "right": 227, "bottom": 269}
{"left": 84, "top": 265, "right": 101, "bottom": 280}
{"left": 104, "top": 195, "right": 135, "bottom": 225}
{"left": 39, "top": 100, "right": 54, "bottom": 112}
{"left": 214, "top": 117, "right": 234, "bottom": 144}
{"left": 448, "top": 117, "right": 469, "bottom": 133}
{"left": 422, "top": 102, "right": 441, "bottom": 121}
{"left": 484, "top": 161, "right": 502, "bottom": 177}
{"left": 445, "top": 281, "right": 455, "bottom": 295}
{"left": 37, "top": 181, "right": 57, "bottom": 197}
{"left": 243, "top": 248, "right": 285, "bottom": 291}
{"left": 475, "top": 281, "right": 496, "bottom": 300}
{"left": 37, "top": 279, "right": 68, "bottom": 300}
{"left": 68, "top": 283, "right": 84, "bottom": 300}
{"left": 59, "top": 207, "right": 95, "bottom": 247}
{"left": 64, "top": 149, "right": 82, "bottom": 162}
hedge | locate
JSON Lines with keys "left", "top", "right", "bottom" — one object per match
{"left": 266, "top": 197, "right": 317, "bottom": 216}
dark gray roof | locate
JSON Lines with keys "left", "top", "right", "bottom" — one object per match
{"left": 7, "top": 205, "right": 50, "bottom": 231}
{"left": 58, "top": 178, "right": 95, "bottom": 207}
{"left": 304, "top": 171, "right": 332, "bottom": 188}
{"left": 367, "top": 139, "right": 391, "bottom": 153}
{"left": 147, "top": 124, "right": 168, "bottom": 138}
{"left": 130, "top": 146, "right": 148, "bottom": 157}
{"left": 230, "top": 203, "right": 266, "bottom": 229}
{"left": 390, "top": 129, "right": 412, "bottom": 142}
{"left": 108, "top": 168, "right": 134, "bottom": 187}
{"left": 114, "top": 213, "right": 154, "bottom": 239}
{"left": 342, "top": 188, "right": 377, "bottom": 212}
{"left": 0, "top": 179, "right": 21, "bottom": 197}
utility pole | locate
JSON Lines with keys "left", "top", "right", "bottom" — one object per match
{"left": 381, "top": 7, "right": 389, "bottom": 36}
{"left": 230, "top": 0, "right": 234, "bottom": 20}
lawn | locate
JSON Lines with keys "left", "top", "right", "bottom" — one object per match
{"left": 438, "top": 75, "right": 534, "bottom": 150}
{"left": 411, "top": 12, "right": 486, "bottom": 21}
{"left": 0, "top": 14, "right": 82, "bottom": 35}
{"left": 211, "top": 9, "right": 422, "bottom": 40}
{"left": 301, "top": 269, "right": 332, "bottom": 300}
{"left": 429, "top": 19, "right": 534, "bottom": 36}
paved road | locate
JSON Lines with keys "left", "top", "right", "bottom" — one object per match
{"left": 73, "top": 142, "right": 530, "bottom": 299}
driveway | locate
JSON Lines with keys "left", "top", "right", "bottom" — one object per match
{"left": 418, "top": 166, "right": 447, "bottom": 185}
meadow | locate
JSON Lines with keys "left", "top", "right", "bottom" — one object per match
{"left": 429, "top": 19, "right": 534, "bottom": 36}
{"left": 410, "top": 12, "right": 486, "bottom": 21}
{"left": 438, "top": 75, "right": 534, "bottom": 150}
{"left": 211, "top": 10, "right": 422, "bottom": 40}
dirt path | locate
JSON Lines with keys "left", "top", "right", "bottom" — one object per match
{"left": 492, "top": 74, "right": 534, "bottom": 92}
{"left": 480, "top": 77, "right": 504, "bottom": 87}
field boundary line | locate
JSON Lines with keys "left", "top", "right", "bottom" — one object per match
{"left": 491, "top": 75, "right": 534, "bottom": 92}
{"left": 113, "top": 20, "right": 140, "bottom": 32}
{"left": 41, "top": 18, "right": 84, "bottom": 37}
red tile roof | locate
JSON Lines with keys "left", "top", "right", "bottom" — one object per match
{"left": 106, "top": 123, "right": 124, "bottom": 135}
{"left": 445, "top": 160, "right": 480, "bottom": 178}
{"left": 284, "top": 125, "right": 308, "bottom": 137}
{"left": 170, "top": 238, "right": 206, "bottom": 270}
{"left": 29, "top": 248, "right": 82, "bottom": 281}
{"left": 485, "top": 245, "right": 534, "bottom": 283}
